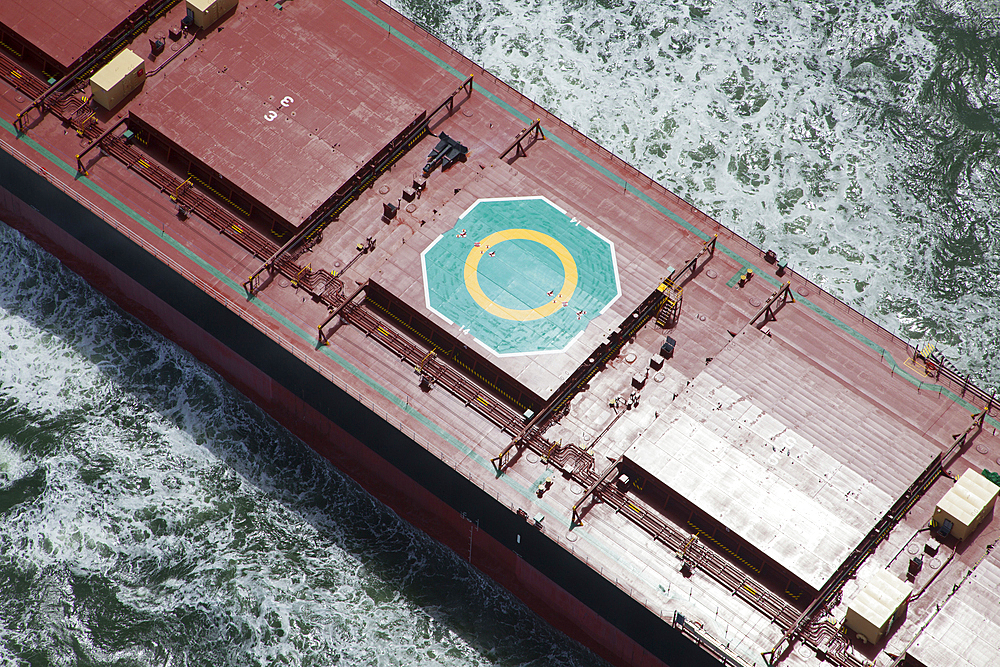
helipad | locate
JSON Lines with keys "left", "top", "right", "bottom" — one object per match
{"left": 421, "top": 197, "right": 620, "bottom": 356}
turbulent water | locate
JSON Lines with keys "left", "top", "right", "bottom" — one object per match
{"left": 0, "top": 227, "right": 600, "bottom": 666}
{"left": 397, "top": 0, "right": 1000, "bottom": 384}
{"left": 2, "top": 0, "right": 999, "bottom": 664}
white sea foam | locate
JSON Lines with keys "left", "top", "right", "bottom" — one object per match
{"left": 392, "top": 0, "right": 999, "bottom": 388}
{"left": 2, "top": 0, "right": 999, "bottom": 663}
{"left": 0, "top": 223, "right": 599, "bottom": 664}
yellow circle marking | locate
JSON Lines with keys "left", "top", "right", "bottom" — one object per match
{"left": 464, "top": 229, "right": 578, "bottom": 321}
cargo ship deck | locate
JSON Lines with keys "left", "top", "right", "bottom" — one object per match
{"left": 2, "top": 2, "right": 999, "bottom": 666}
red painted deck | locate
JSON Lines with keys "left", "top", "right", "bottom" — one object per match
{"left": 0, "top": 0, "right": 145, "bottom": 70}
{"left": 134, "top": 0, "right": 454, "bottom": 226}
{"left": 2, "top": 2, "right": 1000, "bottom": 666}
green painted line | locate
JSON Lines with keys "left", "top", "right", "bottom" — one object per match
{"left": 11, "top": 0, "right": 1000, "bottom": 510}
{"left": 338, "top": 1, "right": 796, "bottom": 301}
{"left": 783, "top": 287, "right": 998, "bottom": 427}
{"left": 340, "top": 0, "right": 467, "bottom": 82}
{"left": 0, "top": 118, "right": 541, "bottom": 499}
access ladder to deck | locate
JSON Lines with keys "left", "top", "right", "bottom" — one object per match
{"left": 655, "top": 278, "right": 682, "bottom": 327}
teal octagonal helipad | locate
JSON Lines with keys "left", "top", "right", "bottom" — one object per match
{"left": 421, "top": 196, "right": 620, "bottom": 357}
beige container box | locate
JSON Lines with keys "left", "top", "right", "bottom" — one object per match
{"left": 845, "top": 570, "right": 912, "bottom": 645}
{"left": 186, "top": 0, "right": 238, "bottom": 29}
{"left": 933, "top": 469, "right": 1000, "bottom": 540}
{"left": 90, "top": 49, "right": 145, "bottom": 111}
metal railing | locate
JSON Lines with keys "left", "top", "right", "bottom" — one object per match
{"left": 14, "top": 0, "right": 180, "bottom": 131}
{"left": 243, "top": 75, "right": 474, "bottom": 296}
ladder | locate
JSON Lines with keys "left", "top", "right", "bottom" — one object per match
{"left": 655, "top": 279, "right": 683, "bottom": 327}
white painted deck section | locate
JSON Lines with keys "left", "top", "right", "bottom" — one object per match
{"left": 908, "top": 551, "right": 1000, "bottom": 667}
{"left": 625, "top": 328, "right": 909, "bottom": 590}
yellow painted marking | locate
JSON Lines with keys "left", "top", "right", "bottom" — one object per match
{"left": 463, "top": 229, "right": 577, "bottom": 321}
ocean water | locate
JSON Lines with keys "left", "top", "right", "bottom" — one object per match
{"left": 2, "top": 0, "right": 998, "bottom": 664}
{"left": 396, "top": 0, "right": 1000, "bottom": 385}
{"left": 0, "top": 226, "right": 600, "bottom": 666}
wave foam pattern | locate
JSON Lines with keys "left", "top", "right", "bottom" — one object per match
{"left": 0, "top": 225, "right": 602, "bottom": 666}
{"left": 391, "top": 0, "right": 1000, "bottom": 388}
{"left": 3, "top": 1, "right": 1000, "bottom": 663}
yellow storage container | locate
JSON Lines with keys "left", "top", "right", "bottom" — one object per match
{"left": 90, "top": 49, "right": 146, "bottom": 111}
{"left": 186, "top": 0, "right": 238, "bottom": 30}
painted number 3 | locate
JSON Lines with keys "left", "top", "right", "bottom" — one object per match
{"left": 264, "top": 96, "right": 295, "bottom": 121}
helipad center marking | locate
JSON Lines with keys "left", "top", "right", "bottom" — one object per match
{"left": 463, "top": 229, "right": 578, "bottom": 321}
